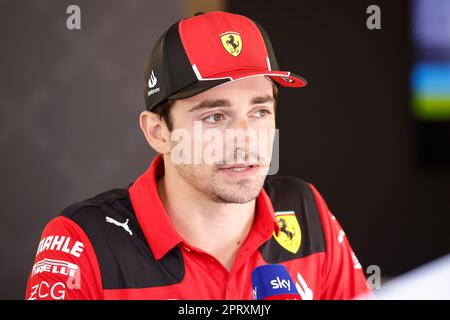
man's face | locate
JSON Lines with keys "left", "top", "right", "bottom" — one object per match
{"left": 167, "top": 75, "right": 276, "bottom": 204}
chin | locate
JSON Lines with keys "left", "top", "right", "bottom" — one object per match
{"left": 214, "top": 182, "right": 264, "bottom": 204}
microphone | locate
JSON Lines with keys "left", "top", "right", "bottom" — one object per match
{"left": 251, "top": 264, "right": 301, "bottom": 300}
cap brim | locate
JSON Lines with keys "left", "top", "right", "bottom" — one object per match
{"left": 209, "top": 69, "right": 307, "bottom": 88}
{"left": 168, "top": 69, "right": 307, "bottom": 101}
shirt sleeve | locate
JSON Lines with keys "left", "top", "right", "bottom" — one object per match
{"left": 25, "top": 216, "right": 103, "bottom": 300}
{"left": 308, "top": 183, "right": 372, "bottom": 300}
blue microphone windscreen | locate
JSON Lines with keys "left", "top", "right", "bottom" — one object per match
{"left": 251, "top": 264, "right": 299, "bottom": 300}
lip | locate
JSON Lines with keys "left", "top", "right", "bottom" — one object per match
{"left": 217, "top": 164, "right": 260, "bottom": 178}
{"left": 218, "top": 164, "right": 258, "bottom": 169}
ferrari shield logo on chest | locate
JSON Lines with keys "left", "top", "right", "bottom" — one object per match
{"left": 273, "top": 211, "right": 302, "bottom": 254}
{"left": 220, "top": 32, "right": 242, "bottom": 57}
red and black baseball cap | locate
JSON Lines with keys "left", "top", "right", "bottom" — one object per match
{"left": 144, "top": 11, "right": 307, "bottom": 111}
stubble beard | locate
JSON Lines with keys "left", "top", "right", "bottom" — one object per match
{"left": 174, "top": 164, "right": 268, "bottom": 204}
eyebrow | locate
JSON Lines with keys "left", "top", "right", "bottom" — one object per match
{"left": 250, "top": 95, "right": 275, "bottom": 105}
{"left": 188, "top": 95, "right": 275, "bottom": 113}
{"left": 188, "top": 99, "right": 231, "bottom": 113}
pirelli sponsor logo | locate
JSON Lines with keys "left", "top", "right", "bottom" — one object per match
{"left": 28, "top": 258, "right": 82, "bottom": 299}
{"left": 36, "top": 235, "right": 84, "bottom": 258}
{"left": 32, "top": 258, "right": 79, "bottom": 277}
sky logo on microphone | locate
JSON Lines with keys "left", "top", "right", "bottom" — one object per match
{"left": 270, "top": 276, "right": 291, "bottom": 291}
{"left": 251, "top": 264, "right": 302, "bottom": 300}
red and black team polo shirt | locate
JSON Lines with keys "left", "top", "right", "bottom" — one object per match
{"left": 25, "top": 155, "right": 370, "bottom": 300}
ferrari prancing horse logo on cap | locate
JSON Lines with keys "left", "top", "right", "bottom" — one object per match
{"left": 273, "top": 211, "right": 302, "bottom": 254}
{"left": 220, "top": 32, "right": 242, "bottom": 57}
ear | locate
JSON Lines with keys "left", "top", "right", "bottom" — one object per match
{"left": 139, "top": 111, "right": 171, "bottom": 154}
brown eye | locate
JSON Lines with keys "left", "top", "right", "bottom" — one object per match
{"left": 204, "top": 113, "right": 223, "bottom": 123}
{"left": 254, "top": 109, "right": 270, "bottom": 118}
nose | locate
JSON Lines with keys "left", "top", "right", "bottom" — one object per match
{"left": 226, "top": 116, "right": 254, "bottom": 157}
{"left": 231, "top": 115, "right": 250, "bottom": 131}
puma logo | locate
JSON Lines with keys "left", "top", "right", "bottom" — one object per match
{"left": 105, "top": 216, "right": 133, "bottom": 236}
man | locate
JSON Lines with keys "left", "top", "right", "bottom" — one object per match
{"left": 25, "top": 11, "right": 369, "bottom": 300}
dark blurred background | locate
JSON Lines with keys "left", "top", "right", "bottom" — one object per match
{"left": 1, "top": 0, "right": 449, "bottom": 299}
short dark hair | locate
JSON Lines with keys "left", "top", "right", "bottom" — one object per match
{"left": 151, "top": 81, "right": 279, "bottom": 131}
{"left": 151, "top": 99, "right": 176, "bottom": 131}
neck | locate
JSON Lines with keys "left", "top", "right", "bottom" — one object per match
{"left": 157, "top": 162, "right": 256, "bottom": 272}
